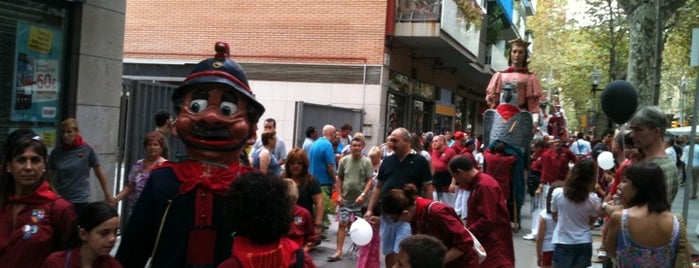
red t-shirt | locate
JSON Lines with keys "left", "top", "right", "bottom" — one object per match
{"left": 539, "top": 148, "right": 576, "bottom": 183}
{"left": 41, "top": 247, "right": 122, "bottom": 268}
{"left": 465, "top": 172, "right": 516, "bottom": 268}
{"left": 0, "top": 182, "right": 76, "bottom": 268}
{"left": 286, "top": 205, "right": 316, "bottom": 248}
{"left": 411, "top": 197, "right": 479, "bottom": 268}
{"left": 484, "top": 150, "right": 517, "bottom": 198}
{"left": 217, "top": 236, "right": 316, "bottom": 268}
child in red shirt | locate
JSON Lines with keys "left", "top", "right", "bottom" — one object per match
{"left": 285, "top": 179, "right": 317, "bottom": 252}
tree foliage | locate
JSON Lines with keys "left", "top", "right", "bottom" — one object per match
{"left": 616, "top": 0, "right": 687, "bottom": 106}
{"left": 528, "top": 0, "right": 699, "bottom": 131}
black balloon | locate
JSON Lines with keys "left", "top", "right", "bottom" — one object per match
{"left": 600, "top": 80, "right": 638, "bottom": 124}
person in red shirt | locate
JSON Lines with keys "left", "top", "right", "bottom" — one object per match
{"left": 283, "top": 179, "right": 317, "bottom": 252}
{"left": 461, "top": 139, "right": 480, "bottom": 170}
{"left": 431, "top": 135, "right": 458, "bottom": 207}
{"left": 450, "top": 155, "right": 515, "bottom": 268}
{"left": 451, "top": 131, "right": 467, "bottom": 154}
{"left": 42, "top": 202, "right": 122, "bottom": 268}
{"left": 218, "top": 172, "right": 316, "bottom": 268}
{"left": 484, "top": 142, "right": 518, "bottom": 201}
{"left": 539, "top": 137, "right": 577, "bottom": 185}
{"left": 381, "top": 184, "right": 479, "bottom": 268}
{"left": 0, "top": 129, "right": 77, "bottom": 268}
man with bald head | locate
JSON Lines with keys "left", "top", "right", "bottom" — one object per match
{"left": 309, "top": 124, "right": 338, "bottom": 238}
{"left": 365, "top": 127, "right": 433, "bottom": 267}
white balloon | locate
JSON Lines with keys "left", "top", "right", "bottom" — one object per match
{"left": 349, "top": 217, "right": 373, "bottom": 246}
{"left": 597, "top": 151, "right": 615, "bottom": 170}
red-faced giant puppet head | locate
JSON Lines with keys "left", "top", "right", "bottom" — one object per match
{"left": 172, "top": 42, "right": 265, "bottom": 162}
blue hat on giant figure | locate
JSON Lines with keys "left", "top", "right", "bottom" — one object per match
{"left": 172, "top": 41, "right": 265, "bottom": 124}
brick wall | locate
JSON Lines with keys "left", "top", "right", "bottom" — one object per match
{"left": 125, "top": 0, "right": 388, "bottom": 65}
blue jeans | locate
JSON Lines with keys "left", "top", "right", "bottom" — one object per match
{"left": 379, "top": 214, "right": 411, "bottom": 254}
{"left": 553, "top": 243, "right": 592, "bottom": 268}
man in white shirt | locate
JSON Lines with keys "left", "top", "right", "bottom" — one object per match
{"left": 252, "top": 118, "right": 287, "bottom": 166}
{"left": 569, "top": 132, "right": 592, "bottom": 158}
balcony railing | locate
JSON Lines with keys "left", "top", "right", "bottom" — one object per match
{"left": 396, "top": 0, "right": 442, "bottom": 22}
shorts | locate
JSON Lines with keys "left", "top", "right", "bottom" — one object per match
{"left": 539, "top": 251, "right": 553, "bottom": 266}
{"left": 553, "top": 243, "right": 592, "bottom": 268}
{"left": 336, "top": 202, "right": 362, "bottom": 223}
{"left": 379, "top": 214, "right": 411, "bottom": 254}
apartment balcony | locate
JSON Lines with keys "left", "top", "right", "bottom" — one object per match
{"left": 392, "top": 0, "right": 491, "bottom": 81}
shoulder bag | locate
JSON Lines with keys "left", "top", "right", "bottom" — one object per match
{"left": 426, "top": 202, "right": 487, "bottom": 264}
{"left": 145, "top": 199, "right": 174, "bottom": 268}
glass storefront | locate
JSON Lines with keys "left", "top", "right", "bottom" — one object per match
{"left": 386, "top": 71, "right": 435, "bottom": 137}
{"left": 0, "top": 0, "right": 70, "bottom": 148}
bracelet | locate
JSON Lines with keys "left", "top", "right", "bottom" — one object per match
{"left": 360, "top": 192, "right": 366, "bottom": 197}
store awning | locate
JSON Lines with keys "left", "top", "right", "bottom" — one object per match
{"left": 667, "top": 125, "right": 699, "bottom": 135}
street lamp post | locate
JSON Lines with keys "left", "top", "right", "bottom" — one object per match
{"left": 680, "top": 77, "right": 688, "bottom": 126}
{"left": 590, "top": 68, "right": 601, "bottom": 136}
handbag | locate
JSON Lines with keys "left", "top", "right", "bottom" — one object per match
{"left": 674, "top": 214, "right": 693, "bottom": 268}
{"left": 426, "top": 202, "right": 487, "bottom": 264}
{"left": 145, "top": 199, "right": 174, "bottom": 268}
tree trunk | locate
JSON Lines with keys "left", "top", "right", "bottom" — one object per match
{"left": 618, "top": 0, "right": 686, "bottom": 107}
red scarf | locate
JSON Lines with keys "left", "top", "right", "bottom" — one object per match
{"left": 503, "top": 66, "right": 531, "bottom": 74}
{"left": 169, "top": 159, "right": 252, "bottom": 195}
{"left": 62, "top": 134, "right": 87, "bottom": 150}
{"left": 496, "top": 104, "right": 521, "bottom": 121}
{"left": 8, "top": 182, "right": 57, "bottom": 204}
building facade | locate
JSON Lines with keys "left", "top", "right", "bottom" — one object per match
{"left": 123, "top": 0, "right": 534, "bottom": 148}
{"left": 0, "top": 0, "right": 125, "bottom": 200}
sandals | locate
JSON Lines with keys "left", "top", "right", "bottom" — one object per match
{"left": 592, "top": 247, "right": 609, "bottom": 263}
{"left": 326, "top": 254, "right": 342, "bottom": 262}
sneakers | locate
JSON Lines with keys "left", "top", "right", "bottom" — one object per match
{"left": 522, "top": 232, "right": 536, "bottom": 240}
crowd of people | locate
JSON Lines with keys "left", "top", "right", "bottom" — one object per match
{"left": 2, "top": 40, "right": 698, "bottom": 268}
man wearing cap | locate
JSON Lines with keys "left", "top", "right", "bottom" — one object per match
{"left": 116, "top": 42, "right": 265, "bottom": 267}
{"left": 451, "top": 131, "right": 467, "bottom": 154}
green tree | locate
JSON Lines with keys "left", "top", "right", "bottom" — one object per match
{"left": 617, "top": 0, "right": 687, "bottom": 106}
{"left": 582, "top": 0, "right": 629, "bottom": 134}
{"left": 661, "top": 0, "right": 699, "bottom": 125}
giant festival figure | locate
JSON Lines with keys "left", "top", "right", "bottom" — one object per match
{"left": 116, "top": 42, "right": 265, "bottom": 267}
{"left": 483, "top": 38, "right": 543, "bottom": 231}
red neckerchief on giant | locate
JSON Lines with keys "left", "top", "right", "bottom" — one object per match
{"left": 61, "top": 134, "right": 87, "bottom": 150}
{"left": 166, "top": 159, "right": 254, "bottom": 266}
{"left": 170, "top": 159, "right": 251, "bottom": 195}
{"left": 496, "top": 104, "right": 520, "bottom": 121}
{"left": 7, "top": 181, "right": 57, "bottom": 204}
{"left": 502, "top": 66, "right": 531, "bottom": 74}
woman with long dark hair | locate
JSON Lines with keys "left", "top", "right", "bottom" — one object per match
{"left": 282, "top": 148, "right": 323, "bottom": 243}
{"left": 550, "top": 159, "right": 602, "bottom": 268}
{"left": 603, "top": 162, "right": 689, "bottom": 267}
{"left": 0, "top": 129, "right": 77, "bottom": 267}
